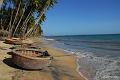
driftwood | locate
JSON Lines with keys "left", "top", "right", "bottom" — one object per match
{"left": 12, "top": 49, "right": 52, "bottom": 70}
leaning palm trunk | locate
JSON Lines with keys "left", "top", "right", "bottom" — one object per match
{"left": 21, "top": 10, "right": 32, "bottom": 36}
{"left": 13, "top": 7, "right": 26, "bottom": 36}
{"left": 27, "top": 25, "right": 37, "bottom": 37}
{"left": 10, "top": 1, "right": 21, "bottom": 36}
{"left": 24, "top": 16, "right": 42, "bottom": 38}
{"left": 29, "top": 26, "right": 40, "bottom": 37}
{"left": 14, "top": 9, "right": 33, "bottom": 38}
{"left": 22, "top": 10, "right": 32, "bottom": 27}
{"left": 25, "top": 0, "right": 56, "bottom": 38}
{"left": 6, "top": 10, "right": 14, "bottom": 31}
{"left": 25, "top": 4, "right": 48, "bottom": 38}
{"left": 0, "top": 0, "right": 3, "bottom": 30}
{"left": 0, "top": 7, "right": 4, "bottom": 30}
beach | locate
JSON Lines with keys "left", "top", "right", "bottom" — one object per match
{"left": 45, "top": 35, "right": 120, "bottom": 80}
{"left": 0, "top": 38, "right": 86, "bottom": 80}
{"left": 1, "top": 0, "right": 120, "bottom": 80}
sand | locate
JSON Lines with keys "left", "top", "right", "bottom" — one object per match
{"left": 0, "top": 38, "right": 86, "bottom": 80}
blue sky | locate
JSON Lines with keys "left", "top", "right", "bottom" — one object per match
{"left": 42, "top": 0, "right": 120, "bottom": 36}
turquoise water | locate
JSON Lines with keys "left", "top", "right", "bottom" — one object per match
{"left": 45, "top": 34, "right": 120, "bottom": 80}
{"left": 46, "top": 34, "right": 120, "bottom": 57}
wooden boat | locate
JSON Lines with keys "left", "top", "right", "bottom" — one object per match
{"left": 12, "top": 49, "right": 52, "bottom": 70}
{"left": 5, "top": 38, "right": 22, "bottom": 45}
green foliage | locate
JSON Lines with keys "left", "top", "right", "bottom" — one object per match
{"left": 0, "top": 0, "right": 57, "bottom": 38}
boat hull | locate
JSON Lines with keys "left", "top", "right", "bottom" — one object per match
{"left": 12, "top": 51, "right": 51, "bottom": 70}
{"left": 5, "top": 38, "right": 21, "bottom": 45}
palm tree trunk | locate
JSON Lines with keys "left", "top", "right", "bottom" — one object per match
{"left": 25, "top": 0, "right": 52, "bottom": 38}
{"left": 28, "top": 25, "right": 39, "bottom": 37}
{"left": 22, "top": 10, "right": 32, "bottom": 27}
{"left": 21, "top": 10, "right": 32, "bottom": 34}
{"left": 22, "top": 16, "right": 32, "bottom": 35}
{"left": 10, "top": 1, "right": 21, "bottom": 36}
{"left": 14, "top": 9, "right": 33, "bottom": 38}
{"left": 13, "top": 7, "right": 26, "bottom": 36}
{"left": 25, "top": 6, "right": 47, "bottom": 38}
{"left": 26, "top": 25, "right": 37, "bottom": 37}
{"left": 1, "top": 7, "right": 4, "bottom": 30}
{"left": 6, "top": 10, "right": 14, "bottom": 31}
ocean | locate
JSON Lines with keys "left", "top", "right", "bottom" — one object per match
{"left": 45, "top": 34, "right": 120, "bottom": 80}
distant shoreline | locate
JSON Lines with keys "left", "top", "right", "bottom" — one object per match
{"left": 45, "top": 33, "right": 120, "bottom": 37}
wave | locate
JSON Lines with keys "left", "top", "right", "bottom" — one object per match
{"left": 44, "top": 38, "right": 55, "bottom": 41}
{"left": 90, "top": 46, "right": 120, "bottom": 51}
{"left": 76, "top": 52, "right": 120, "bottom": 80}
{"left": 59, "top": 48, "right": 120, "bottom": 80}
{"left": 46, "top": 35, "right": 120, "bottom": 80}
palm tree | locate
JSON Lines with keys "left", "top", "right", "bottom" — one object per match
{"left": 10, "top": 0, "right": 21, "bottom": 36}
{"left": 13, "top": 0, "right": 28, "bottom": 36}
{"left": 25, "top": 0, "right": 57, "bottom": 38}
{"left": 0, "top": 0, "right": 57, "bottom": 38}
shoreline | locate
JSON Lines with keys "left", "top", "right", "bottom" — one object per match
{"left": 41, "top": 38, "right": 88, "bottom": 80}
{"left": 53, "top": 47, "right": 89, "bottom": 80}
{"left": 0, "top": 38, "right": 87, "bottom": 80}
{"left": 52, "top": 47, "right": 89, "bottom": 80}
{"left": 76, "top": 57, "right": 89, "bottom": 80}
{"left": 42, "top": 46, "right": 86, "bottom": 80}
{"left": 45, "top": 45, "right": 89, "bottom": 80}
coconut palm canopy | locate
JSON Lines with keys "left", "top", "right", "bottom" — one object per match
{"left": 0, "top": 0, "right": 57, "bottom": 38}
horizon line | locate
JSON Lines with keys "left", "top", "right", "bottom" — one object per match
{"left": 44, "top": 33, "right": 120, "bottom": 37}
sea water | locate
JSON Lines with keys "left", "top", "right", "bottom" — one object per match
{"left": 45, "top": 34, "right": 120, "bottom": 80}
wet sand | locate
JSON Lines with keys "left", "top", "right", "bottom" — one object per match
{"left": 0, "top": 38, "right": 86, "bottom": 80}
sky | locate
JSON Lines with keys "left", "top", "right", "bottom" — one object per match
{"left": 0, "top": 0, "right": 3, "bottom": 9}
{"left": 42, "top": 0, "right": 120, "bottom": 36}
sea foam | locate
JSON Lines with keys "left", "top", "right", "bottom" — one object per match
{"left": 75, "top": 51, "right": 120, "bottom": 80}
